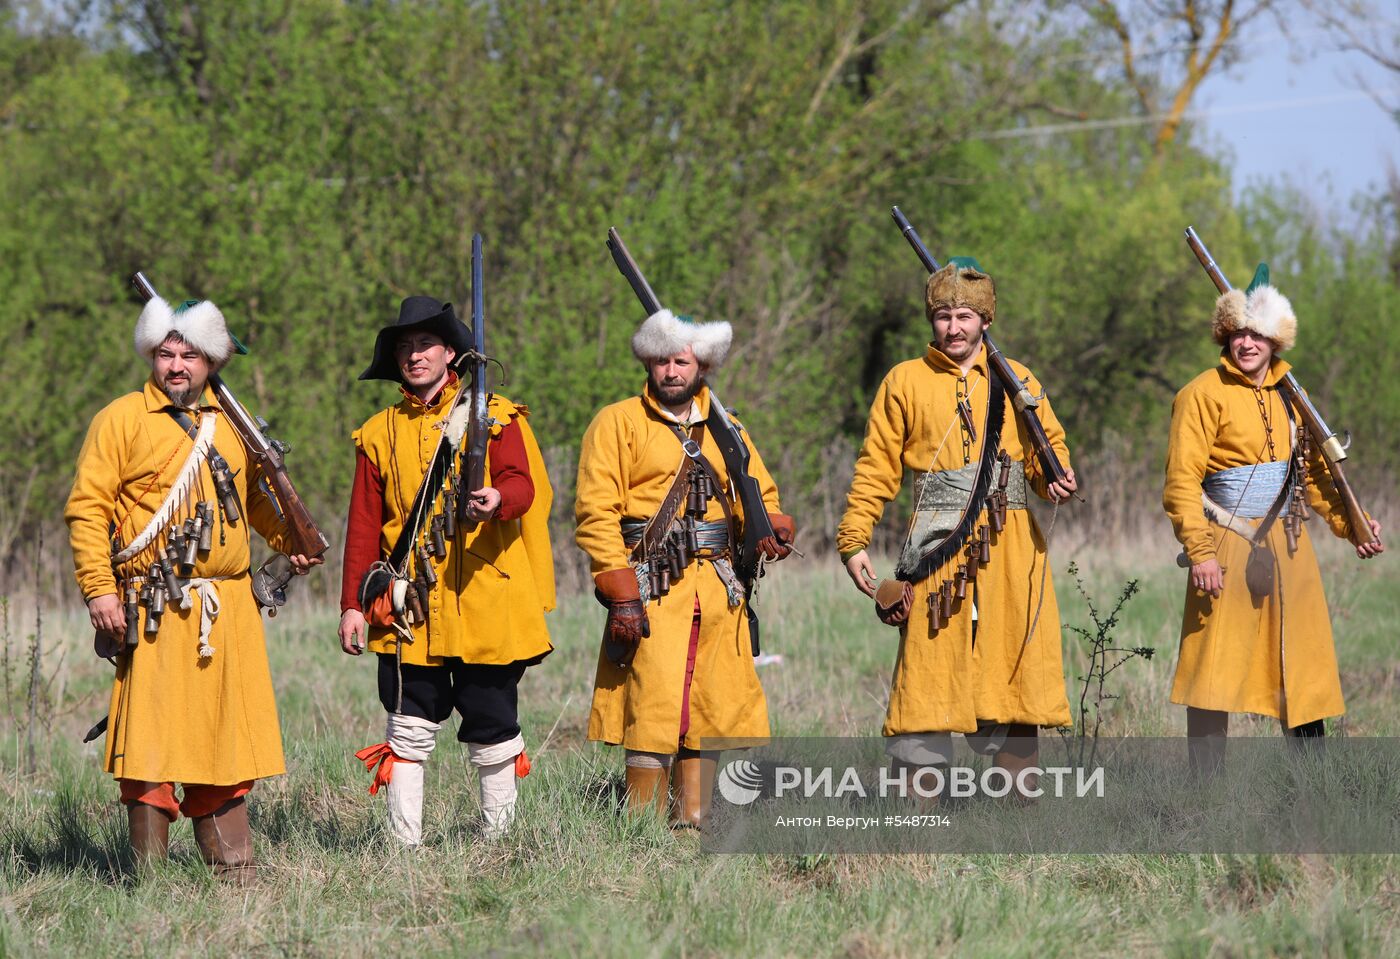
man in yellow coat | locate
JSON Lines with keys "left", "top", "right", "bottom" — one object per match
{"left": 66, "top": 295, "right": 319, "bottom": 877}
{"left": 576, "top": 307, "right": 795, "bottom": 827}
{"left": 1164, "top": 266, "right": 1382, "bottom": 761}
{"left": 338, "top": 296, "right": 554, "bottom": 845}
{"left": 838, "top": 258, "right": 1077, "bottom": 797}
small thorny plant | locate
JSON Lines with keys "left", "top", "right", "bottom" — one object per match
{"left": 1063, "top": 561, "right": 1154, "bottom": 767}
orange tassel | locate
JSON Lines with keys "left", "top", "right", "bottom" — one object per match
{"left": 354, "top": 742, "right": 400, "bottom": 796}
{"left": 515, "top": 749, "right": 532, "bottom": 778}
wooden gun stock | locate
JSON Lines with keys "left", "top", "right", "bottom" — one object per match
{"left": 129, "top": 271, "right": 329, "bottom": 559}
{"left": 1183, "top": 226, "right": 1378, "bottom": 547}
{"left": 212, "top": 379, "right": 329, "bottom": 558}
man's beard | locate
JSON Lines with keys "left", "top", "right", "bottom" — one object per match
{"left": 160, "top": 378, "right": 203, "bottom": 408}
{"left": 650, "top": 373, "right": 703, "bottom": 408}
{"left": 938, "top": 328, "right": 983, "bottom": 356}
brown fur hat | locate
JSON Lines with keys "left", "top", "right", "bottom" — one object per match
{"left": 925, "top": 257, "right": 995, "bottom": 325}
{"left": 1211, "top": 285, "right": 1297, "bottom": 351}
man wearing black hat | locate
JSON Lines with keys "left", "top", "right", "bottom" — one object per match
{"left": 338, "top": 297, "right": 555, "bottom": 846}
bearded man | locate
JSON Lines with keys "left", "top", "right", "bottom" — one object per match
{"left": 1164, "top": 266, "right": 1382, "bottom": 763}
{"left": 576, "top": 308, "right": 795, "bottom": 828}
{"left": 339, "top": 296, "right": 554, "bottom": 845}
{"left": 838, "top": 258, "right": 1077, "bottom": 798}
{"left": 66, "top": 295, "right": 319, "bottom": 878}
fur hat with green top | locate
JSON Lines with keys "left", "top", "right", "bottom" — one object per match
{"left": 926, "top": 256, "right": 996, "bottom": 325}
{"left": 135, "top": 296, "right": 248, "bottom": 368}
{"left": 1211, "top": 263, "right": 1297, "bottom": 351}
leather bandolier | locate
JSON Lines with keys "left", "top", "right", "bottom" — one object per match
{"left": 620, "top": 422, "right": 744, "bottom": 607}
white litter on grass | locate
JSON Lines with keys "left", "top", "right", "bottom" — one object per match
{"left": 754, "top": 654, "right": 784, "bottom": 667}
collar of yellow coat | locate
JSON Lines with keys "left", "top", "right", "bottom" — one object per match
{"left": 922, "top": 341, "right": 990, "bottom": 378}
{"left": 397, "top": 371, "right": 462, "bottom": 413}
{"left": 1218, "top": 350, "right": 1292, "bottom": 388}
{"left": 641, "top": 380, "right": 712, "bottom": 423}
{"left": 142, "top": 376, "right": 218, "bottom": 413}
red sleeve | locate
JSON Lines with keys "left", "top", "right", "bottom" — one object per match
{"left": 489, "top": 416, "right": 534, "bottom": 521}
{"left": 340, "top": 450, "right": 385, "bottom": 612}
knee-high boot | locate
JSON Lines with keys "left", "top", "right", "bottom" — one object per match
{"left": 128, "top": 802, "right": 171, "bottom": 865}
{"left": 994, "top": 724, "right": 1040, "bottom": 803}
{"left": 670, "top": 751, "right": 718, "bottom": 829}
{"left": 192, "top": 797, "right": 254, "bottom": 883}
{"left": 623, "top": 751, "right": 671, "bottom": 819}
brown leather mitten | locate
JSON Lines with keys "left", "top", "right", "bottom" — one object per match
{"left": 594, "top": 568, "right": 648, "bottom": 667}
{"left": 758, "top": 512, "right": 797, "bottom": 560}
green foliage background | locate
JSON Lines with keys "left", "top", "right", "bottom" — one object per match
{"left": 1, "top": 0, "right": 1395, "bottom": 578}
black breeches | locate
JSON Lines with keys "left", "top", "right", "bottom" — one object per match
{"left": 376, "top": 654, "right": 526, "bottom": 745}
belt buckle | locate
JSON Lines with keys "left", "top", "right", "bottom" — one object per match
{"left": 681, "top": 439, "right": 702, "bottom": 459}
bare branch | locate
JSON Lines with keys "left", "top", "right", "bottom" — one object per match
{"left": 1094, "top": 0, "right": 1156, "bottom": 115}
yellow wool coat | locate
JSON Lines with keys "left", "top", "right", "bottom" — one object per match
{"left": 576, "top": 384, "right": 781, "bottom": 753}
{"left": 353, "top": 381, "right": 555, "bottom": 666}
{"left": 1163, "top": 354, "right": 1354, "bottom": 726}
{"left": 837, "top": 344, "right": 1074, "bottom": 736}
{"left": 65, "top": 379, "right": 293, "bottom": 786}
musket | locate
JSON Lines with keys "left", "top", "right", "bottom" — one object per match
{"left": 456, "top": 233, "right": 491, "bottom": 533}
{"left": 891, "top": 207, "right": 1073, "bottom": 489}
{"left": 1183, "top": 226, "right": 1377, "bottom": 547}
{"left": 606, "top": 226, "right": 779, "bottom": 652}
{"left": 130, "top": 272, "right": 329, "bottom": 559}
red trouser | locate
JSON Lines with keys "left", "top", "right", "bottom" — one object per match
{"left": 119, "top": 779, "right": 253, "bottom": 822}
{"left": 678, "top": 600, "right": 702, "bottom": 742}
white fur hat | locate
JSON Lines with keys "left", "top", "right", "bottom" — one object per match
{"left": 134, "top": 295, "right": 242, "bottom": 367}
{"left": 1211, "top": 284, "right": 1297, "bottom": 351}
{"left": 630, "top": 308, "right": 732, "bottom": 368}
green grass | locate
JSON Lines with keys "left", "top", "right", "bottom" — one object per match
{"left": 0, "top": 541, "right": 1395, "bottom": 957}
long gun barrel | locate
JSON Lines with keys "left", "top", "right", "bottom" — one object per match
{"left": 130, "top": 272, "right": 330, "bottom": 559}
{"left": 457, "top": 233, "right": 491, "bottom": 533}
{"left": 890, "top": 207, "right": 1073, "bottom": 490}
{"left": 1183, "top": 226, "right": 1377, "bottom": 547}
{"left": 607, "top": 228, "right": 663, "bottom": 316}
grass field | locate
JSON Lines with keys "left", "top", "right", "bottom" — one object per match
{"left": 0, "top": 535, "right": 1395, "bottom": 958}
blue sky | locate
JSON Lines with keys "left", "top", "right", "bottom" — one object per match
{"left": 1194, "top": 28, "right": 1398, "bottom": 204}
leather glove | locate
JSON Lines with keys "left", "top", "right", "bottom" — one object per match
{"left": 874, "top": 578, "right": 913, "bottom": 626}
{"left": 758, "top": 512, "right": 797, "bottom": 561}
{"left": 595, "top": 568, "right": 649, "bottom": 668}
{"left": 604, "top": 599, "right": 649, "bottom": 667}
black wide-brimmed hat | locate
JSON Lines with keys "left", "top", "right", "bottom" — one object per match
{"left": 359, "top": 295, "right": 471, "bottom": 382}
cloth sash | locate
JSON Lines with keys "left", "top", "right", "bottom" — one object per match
{"left": 897, "top": 462, "right": 1027, "bottom": 576}
{"left": 621, "top": 518, "right": 731, "bottom": 552}
{"left": 1202, "top": 461, "right": 1290, "bottom": 519}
